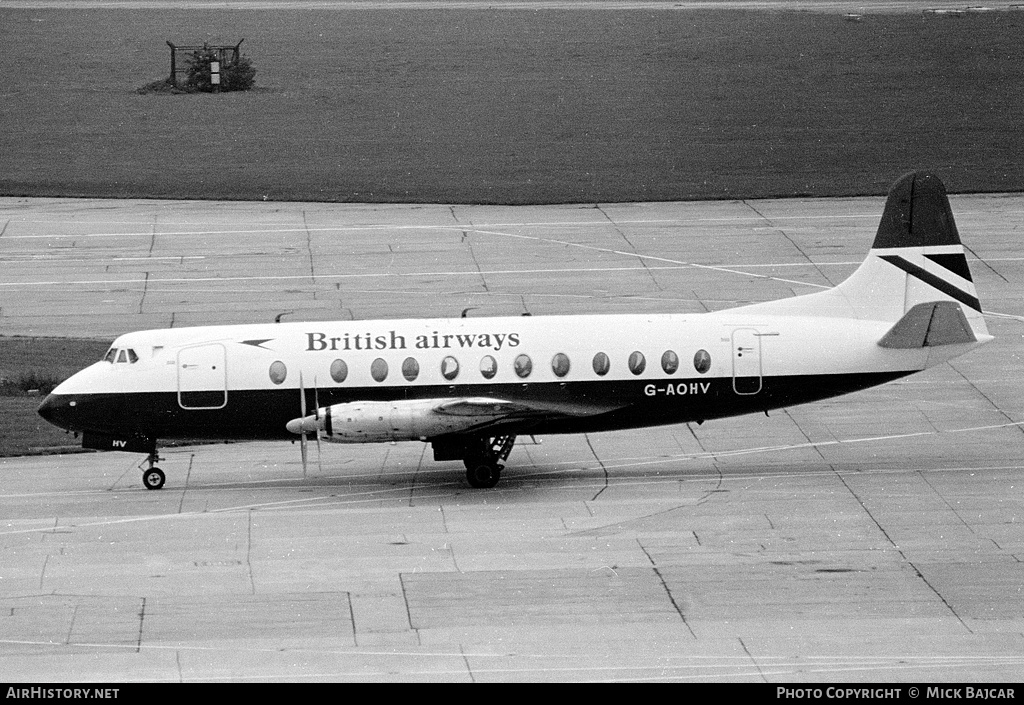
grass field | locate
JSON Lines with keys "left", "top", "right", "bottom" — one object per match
{"left": 0, "top": 337, "right": 109, "bottom": 456}
{"left": 1, "top": 7, "right": 1023, "bottom": 203}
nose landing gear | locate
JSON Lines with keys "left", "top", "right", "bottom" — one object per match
{"left": 140, "top": 450, "right": 165, "bottom": 490}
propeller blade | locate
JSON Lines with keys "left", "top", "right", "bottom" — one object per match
{"left": 299, "top": 372, "right": 308, "bottom": 477}
{"left": 313, "top": 376, "right": 322, "bottom": 471}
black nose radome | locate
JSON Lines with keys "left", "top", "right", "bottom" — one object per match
{"left": 38, "top": 393, "right": 73, "bottom": 431}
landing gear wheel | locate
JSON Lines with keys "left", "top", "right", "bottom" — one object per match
{"left": 143, "top": 467, "right": 165, "bottom": 490}
{"left": 139, "top": 445, "right": 164, "bottom": 490}
{"left": 465, "top": 460, "right": 502, "bottom": 489}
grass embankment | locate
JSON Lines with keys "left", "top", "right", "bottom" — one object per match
{"left": 0, "top": 337, "right": 109, "bottom": 456}
{"left": 1, "top": 9, "right": 1023, "bottom": 202}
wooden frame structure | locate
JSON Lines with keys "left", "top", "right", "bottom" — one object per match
{"left": 166, "top": 40, "right": 244, "bottom": 87}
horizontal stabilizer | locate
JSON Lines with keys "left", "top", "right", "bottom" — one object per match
{"left": 878, "top": 301, "right": 977, "bottom": 349}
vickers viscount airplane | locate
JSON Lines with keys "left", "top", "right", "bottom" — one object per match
{"left": 38, "top": 172, "right": 991, "bottom": 490}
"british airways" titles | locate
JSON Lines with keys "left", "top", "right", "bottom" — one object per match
{"left": 306, "top": 330, "right": 521, "bottom": 352}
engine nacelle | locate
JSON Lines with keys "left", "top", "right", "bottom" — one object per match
{"left": 287, "top": 398, "right": 513, "bottom": 444}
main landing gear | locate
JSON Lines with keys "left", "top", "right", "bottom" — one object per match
{"left": 140, "top": 450, "right": 165, "bottom": 490}
{"left": 433, "top": 434, "right": 517, "bottom": 488}
{"left": 462, "top": 435, "right": 516, "bottom": 489}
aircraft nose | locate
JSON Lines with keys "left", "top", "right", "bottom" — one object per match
{"left": 38, "top": 393, "right": 75, "bottom": 431}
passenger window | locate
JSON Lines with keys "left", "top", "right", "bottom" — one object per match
{"left": 592, "top": 352, "right": 610, "bottom": 376}
{"left": 661, "top": 350, "right": 678, "bottom": 374}
{"left": 330, "top": 359, "right": 348, "bottom": 383}
{"left": 441, "top": 356, "right": 459, "bottom": 381}
{"left": 371, "top": 358, "right": 388, "bottom": 382}
{"left": 402, "top": 357, "right": 420, "bottom": 382}
{"left": 551, "top": 353, "right": 570, "bottom": 378}
{"left": 628, "top": 351, "right": 646, "bottom": 375}
{"left": 694, "top": 349, "right": 712, "bottom": 374}
{"left": 514, "top": 354, "right": 532, "bottom": 379}
{"left": 269, "top": 361, "right": 287, "bottom": 385}
{"left": 480, "top": 355, "right": 497, "bottom": 380}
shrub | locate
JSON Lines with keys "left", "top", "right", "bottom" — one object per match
{"left": 185, "top": 45, "right": 256, "bottom": 93}
{"left": 184, "top": 45, "right": 217, "bottom": 92}
{"left": 0, "top": 371, "right": 64, "bottom": 396}
{"left": 223, "top": 56, "right": 257, "bottom": 91}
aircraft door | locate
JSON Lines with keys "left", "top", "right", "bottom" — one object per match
{"left": 177, "top": 344, "right": 228, "bottom": 409}
{"left": 731, "top": 329, "right": 762, "bottom": 395}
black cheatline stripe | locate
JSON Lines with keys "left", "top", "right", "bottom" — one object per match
{"left": 48, "top": 370, "right": 914, "bottom": 442}
{"left": 879, "top": 255, "right": 981, "bottom": 312}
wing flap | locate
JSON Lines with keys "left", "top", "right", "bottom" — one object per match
{"left": 433, "top": 396, "right": 614, "bottom": 418}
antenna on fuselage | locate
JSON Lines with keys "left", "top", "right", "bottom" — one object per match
{"left": 275, "top": 311, "right": 294, "bottom": 323}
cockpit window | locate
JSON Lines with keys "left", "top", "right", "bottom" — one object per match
{"left": 105, "top": 347, "right": 139, "bottom": 364}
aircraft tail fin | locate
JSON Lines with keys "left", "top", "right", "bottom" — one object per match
{"left": 741, "top": 171, "right": 990, "bottom": 343}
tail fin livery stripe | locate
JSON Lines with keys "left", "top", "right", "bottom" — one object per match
{"left": 878, "top": 254, "right": 982, "bottom": 312}
{"left": 924, "top": 253, "right": 974, "bottom": 282}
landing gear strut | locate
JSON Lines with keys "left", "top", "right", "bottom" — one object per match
{"left": 141, "top": 450, "right": 165, "bottom": 490}
{"left": 463, "top": 435, "right": 516, "bottom": 489}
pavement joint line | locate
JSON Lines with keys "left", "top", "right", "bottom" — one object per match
{"left": 738, "top": 637, "right": 768, "bottom": 682}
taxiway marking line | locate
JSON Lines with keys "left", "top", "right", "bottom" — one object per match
{"left": 3, "top": 204, "right": 1020, "bottom": 239}
{"left": 0, "top": 216, "right": 868, "bottom": 239}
